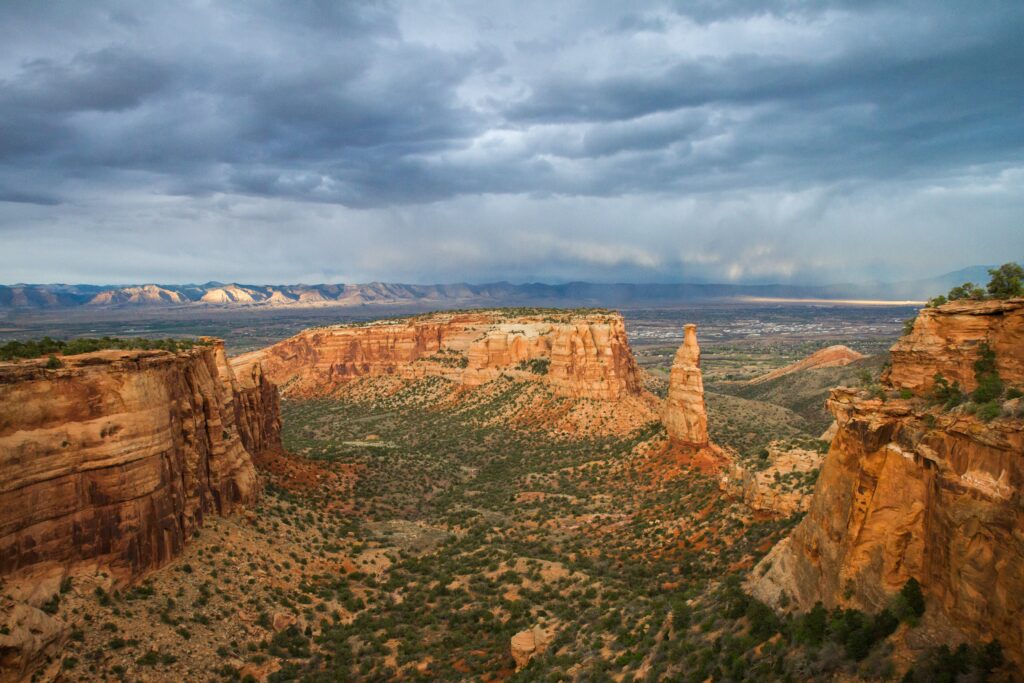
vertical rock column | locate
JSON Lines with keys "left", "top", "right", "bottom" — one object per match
{"left": 664, "top": 323, "right": 709, "bottom": 446}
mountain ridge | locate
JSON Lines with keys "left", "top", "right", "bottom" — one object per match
{"left": 1, "top": 266, "right": 1000, "bottom": 310}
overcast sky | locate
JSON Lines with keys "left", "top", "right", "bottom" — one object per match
{"left": 1, "top": 1, "right": 1021, "bottom": 285}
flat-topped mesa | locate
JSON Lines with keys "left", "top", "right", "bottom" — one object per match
{"left": 751, "top": 299, "right": 1024, "bottom": 666}
{"left": 231, "top": 309, "right": 644, "bottom": 401}
{"left": 886, "top": 297, "right": 1024, "bottom": 394}
{"left": 663, "top": 324, "right": 708, "bottom": 446}
{"left": 0, "top": 340, "right": 280, "bottom": 584}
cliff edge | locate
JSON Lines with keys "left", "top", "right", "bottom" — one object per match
{"left": 232, "top": 309, "right": 643, "bottom": 402}
{"left": 750, "top": 299, "right": 1024, "bottom": 664}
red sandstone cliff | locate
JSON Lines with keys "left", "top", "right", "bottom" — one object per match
{"left": 0, "top": 341, "right": 279, "bottom": 581}
{"left": 663, "top": 324, "right": 709, "bottom": 446}
{"left": 232, "top": 310, "right": 643, "bottom": 401}
{"left": 887, "top": 298, "right": 1024, "bottom": 393}
{"left": 0, "top": 341, "right": 280, "bottom": 681}
{"left": 751, "top": 299, "right": 1024, "bottom": 664}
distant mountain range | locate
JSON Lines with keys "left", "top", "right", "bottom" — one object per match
{"left": 0, "top": 266, "right": 999, "bottom": 310}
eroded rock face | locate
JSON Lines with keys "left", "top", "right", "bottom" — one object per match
{"left": 663, "top": 324, "right": 708, "bottom": 446}
{"left": 719, "top": 445, "right": 823, "bottom": 516}
{"left": 231, "top": 310, "right": 643, "bottom": 401}
{"left": 0, "top": 341, "right": 279, "bottom": 584}
{"left": 751, "top": 301, "right": 1024, "bottom": 664}
{"left": 887, "top": 298, "right": 1024, "bottom": 393}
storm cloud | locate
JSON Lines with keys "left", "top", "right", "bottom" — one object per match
{"left": 0, "top": 0, "right": 1021, "bottom": 284}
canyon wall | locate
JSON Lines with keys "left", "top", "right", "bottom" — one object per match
{"left": 887, "top": 298, "right": 1024, "bottom": 393}
{"left": 0, "top": 341, "right": 279, "bottom": 583}
{"left": 232, "top": 310, "right": 643, "bottom": 401}
{"left": 663, "top": 324, "right": 709, "bottom": 445}
{"left": 752, "top": 300, "right": 1024, "bottom": 663}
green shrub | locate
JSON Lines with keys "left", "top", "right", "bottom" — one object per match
{"left": 947, "top": 282, "right": 986, "bottom": 301}
{"left": 971, "top": 343, "right": 1003, "bottom": 401}
{"left": 976, "top": 401, "right": 1001, "bottom": 422}
{"left": 986, "top": 263, "right": 1024, "bottom": 298}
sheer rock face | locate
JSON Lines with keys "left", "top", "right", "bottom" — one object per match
{"left": 0, "top": 341, "right": 279, "bottom": 584}
{"left": 232, "top": 310, "right": 643, "bottom": 401}
{"left": 663, "top": 324, "right": 708, "bottom": 446}
{"left": 751, "top": 302, "right": 1024, "bottom": 665}
{"left": 887, "top": 298, "right": 1024, "bottom": 393}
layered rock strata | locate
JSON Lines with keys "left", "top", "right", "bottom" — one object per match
{"left": 0, "top": 341, "right": 278, "bottom": 583}
{"left": 663, "top": 324, "right": 709, "bottom": 445}
{"left": 887, "top": 298, "right": 1024, "bottom": 393}
{"left": 751, "top": 300, "right": 1024, "bottom": 664}
{"left": 232, "top": 310, "right": 643, "bottom": 401}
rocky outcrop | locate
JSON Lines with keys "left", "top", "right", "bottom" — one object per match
{"left": 0, "top": 341, "right": 279, "bottom": 584}
{"left": 746, "top": 345, "right": 864, "bottom": 386}
{"left": 751, "top": 300, "right": 1024, "bottom": 664}
{"left": 232, "top": 310, "right": 643, "bottom": 401}
{"left": 887, "top": 298, "right": 1024, "bottom": 393}
{"left": 663, "top": 324, "right": 708, "bottom": 446}
{"left": 719, "top": 445, "right": 823, "bottom": 516}
{"left": 510, "top": 624, "right": 556, "bottom": 671}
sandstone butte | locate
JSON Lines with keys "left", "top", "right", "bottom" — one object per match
{"left": 662, "top": 324, "right": 709, "bottom": 446}
{"left": 745, "top": 344, "right": 865, "bottom": 386}
{"left": 751, "top": 298, "right": 1024, "bottom": 666}
{"left": 0, "top": 340, "right": 280, "bottom": 681}
{"left": 231, "top": 309, "right": 644, "bottom": 401}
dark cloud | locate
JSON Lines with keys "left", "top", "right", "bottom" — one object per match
{"left": 0, "top": 0, "right": 1021, "bottom": 284}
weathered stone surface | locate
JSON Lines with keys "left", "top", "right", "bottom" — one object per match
{"left": 232, "top": 310, "right": 643, "bottom": 401}
{"left": 510, "top": 624, "right": 555, "bottom": 671}
{"left": 663, "top": 324, "right": 708, "bottom": 445}
{"left": 887, "top": 298, "right": 1024, "bottom": 393}
{"left": 719, "top": 445, "right": 823, "bottom": 516}
{"left": 0, "top": 603, "right": 66, "bottom": 683}
{"left": 752, "top": 302, "right": 1024, "bottom": 665}
{"left": 746, "top": 344, "right": 864, "bottom": 386}
{"left": 0, "top": 341, "right": 279, "bottom": 583}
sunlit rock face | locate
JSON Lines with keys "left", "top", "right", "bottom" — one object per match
{"left": 751, "top": 301, "right": 1024, "bottom": 666}
{"left": 886, "top": 298, "right": 1024, "bottom": 393}
{"left": 663, "top": 324, "right": 709, "bottom": 446}
{"left": 231, "top": 310, "right": 644, "bottom": 401}
{"left": 0, "top": 341, "right": 279, "bottom": 583}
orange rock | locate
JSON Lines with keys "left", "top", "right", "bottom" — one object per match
{"left": 746, "top": 344, "right": 864, "bottom": 385}
{"left": 0, "top": 341, "right": 279, "bottom": 583}
{"left": 752, "top": 301, "right": 1024, "bottom": 666}
{"left": 510, "top": 625, "right": 553, "bottom": 671}
{"left": 719, "top": 445, "right": 822, "bottom": 516}
{"left": 887, "top": 298, "right": 1024, "bottom": 394}
{"left": 663, "top": 324, "right": 708, "bottom": 446}
{"left": 231, "top": 310, "right": 643, "bottom": 401}
{"left": 0, "top": 603, "right": 66, "bottom": 682}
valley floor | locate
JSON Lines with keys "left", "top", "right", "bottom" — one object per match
{"left": 49, "top": 376, "right": 800, "bottom": 682}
